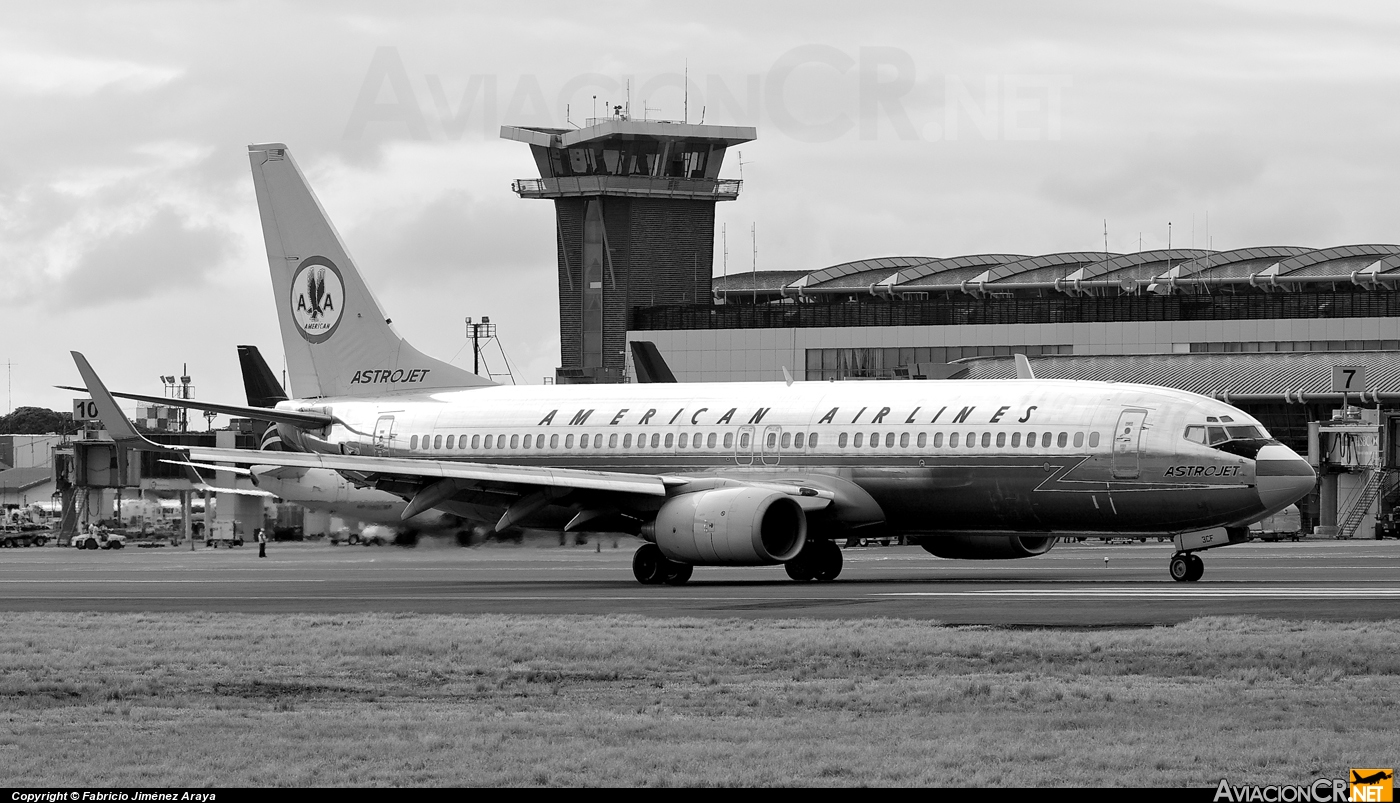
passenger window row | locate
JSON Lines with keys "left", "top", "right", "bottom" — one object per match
{"left": 402, "top": 429, "right": 1100, "bottom": 453}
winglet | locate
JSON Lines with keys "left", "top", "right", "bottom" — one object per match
{"left": 1014, "top": 353, "right": 1036, "bottom": 380}
{"left": 70, "top": 352, "right": 175, "bottom": 452}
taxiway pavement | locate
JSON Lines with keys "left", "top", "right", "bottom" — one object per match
{"left": 2, "top": 538, "right": 1398, "bottom": 625}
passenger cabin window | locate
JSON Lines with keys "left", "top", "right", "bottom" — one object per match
{"left": 679, "top": 433, "right": 689, "bottom": 448}
{"left": 484, "top": 435, "right": 494, "bottom": 449}
{"left": 410, "top": 435, "right": 418, "bottom": 450}
{"left": 950, "top": 432, "right": 960, "bottom": 447}
{"left": 664, "top": 434, "right": 674, "bottom": 448}
{"left": 1026, "top": 432, "right": 1037, "bottom": 447}
{"left": 900, "top": 432, "right": 910, "bottom": 448}
{"left": 471, "top": 435, "right": 480, "bottom": 449}
{"left": 653, "top": 434, "right": 662, "bottom": 448}
{"left": 565, "top": 435, "right": 574, "bottom": 448}
{"left": 854, "top": 433, "right": 864, "bottom": 447}
{"left": 1011, "top": 432, "right": 1021, "bottom": 447}
{"left": 809, "top": 433, "right": 819, "bottom": 447}
{"left": 934, "top": 432, "right": 944, "bottom": 447}
{"left": 916, "top": 432, "right": 926, "bottom": 448}
{"left": 609, "top": 434, "right": 618, "bottom": 448}
{"left": 708, "top": 433, "right": 717, "bottom": 448}
{"left": 766, "top": 432, "right": 777, "bottom": 449}
{"left": 723, "top": 433, "right": 733, "bottom": 449}
{"left": 510, "top": 435, "right": 519, "bottom": 449}
{"left": 433, "top": 435, "right": 442, "bottom": 449}
{"left": 1089, "top": 432, "right": 1100, "bottom": 447}
{"left": 623, "top": 434, "right": 633, "bottom": 448}
{"left": 795, "top": 432, "right": 805, "bottom": 448}
{"left": 839, "top": 433, "right": 849, "bottom": 447}
{"left": 980, "top": 432, "right": 990, "bottom": 448}
{"left": 870, "top": 433, "right": 879, "bottom": 449}
{"left": 550, "top": 434, "right": 559, "bottom": 449}
{"left": 1057, "top": 432, "right": 1068, "bottom": 448}
{"left": 738, "top": 433, "right": 749, "bottom": 449}
{"left": 996, "top": 432, "right": 1006, "bottom": 447}
{"left": 446, "top": 435, "right": 454, "bottom": 449}
{"left": 781, "top": 432, "right": 791, "bottom": 448}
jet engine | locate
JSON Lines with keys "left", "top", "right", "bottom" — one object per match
{"left": 916, "top": 534, "right": 1058, "bottom": 560}
{"left": 646, "top": 487, "right": 807, "bottom": 565}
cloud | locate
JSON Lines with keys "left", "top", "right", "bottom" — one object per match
{"left": 1038, "top": 134, "right": 1268, "bottom": 214}
{"left": 53, "top": 207, "right": 235, "bottom": 307}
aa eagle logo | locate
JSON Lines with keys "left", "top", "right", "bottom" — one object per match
{"left": 290, "top": 257, "right": 345, "bottom": 344}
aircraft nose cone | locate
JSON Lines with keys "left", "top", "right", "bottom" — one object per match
{"left": 1255, "top": 443, "right": 1316, "bottom": 513}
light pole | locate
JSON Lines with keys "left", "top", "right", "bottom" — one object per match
{"left": 465, "top": 316, "right": 496, "bottom": 378}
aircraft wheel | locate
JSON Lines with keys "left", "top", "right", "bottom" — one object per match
{"left": 784, "top": 554, "right": 816, "bottom": 582}
{"left": 632, "top": 544, "right": 666, "bottom": 585}
{"left": 1169, "top": 554, "right": 1192, "bottom": 582}
{"left": 814, "top": 541, "right": 843, "bottom": 582}
{"left": 1186, "top": 554, "right": 1205, "bottom": 582}
{"left": 662, "top": 562, "right": 693, "bottom": 585}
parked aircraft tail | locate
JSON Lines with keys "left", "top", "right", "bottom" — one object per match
{"left": 247, "top": 143, "right": 492, "bottom": 399}
{"left": 237, "top": 345, "right": 288, "bottom": 408}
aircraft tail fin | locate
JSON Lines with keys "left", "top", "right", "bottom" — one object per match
{"left": 629, "top": 341, "right": 678, "bottom": 383}
{"left": 237, "top": 345, "right": 288, "bottom": 408}
{"left": 1014, "top": 353, "right": 1036, "bottom": 380}
{"left": 247, "top": 143, "right": 493, "bottom": 398}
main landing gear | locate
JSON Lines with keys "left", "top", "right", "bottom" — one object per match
{"left": 632, "top": 543, "right": 693, "bottom": 585}
{"left": 784, "top": 540, "right": 842, "bottom": 582}
{"left": 1169, "top": 552, "right": 1205, "bottom": 583}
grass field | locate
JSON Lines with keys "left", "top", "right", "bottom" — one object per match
{"left": 1, "top": 613, "right": 1395, "bottom": 787}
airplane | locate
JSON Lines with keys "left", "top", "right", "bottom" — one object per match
{"left": 1352, "top": 771, "right": 1393, "bottom": 785}
{"left": 65, "top": 142, "right": 1317, "bottom": 585}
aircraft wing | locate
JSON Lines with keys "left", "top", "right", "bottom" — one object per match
{"left": 180, "top": 445, "right": 671, "bottom": 497}
{"left": 55, "top": 383, "right": 334, "bottom": 429}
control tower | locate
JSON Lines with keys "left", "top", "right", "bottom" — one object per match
{"left": 502, "top": 114, "right": 755, "bottom": 383}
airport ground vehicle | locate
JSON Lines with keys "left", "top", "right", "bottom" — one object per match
{"left": 0, "top": 525, "right": 49, "bottom": 547}
{"left": 1249, "top": 505, "right": 1302, "bottom": 541}
{"left": 69, "top": 529, "right": 125, "bottom": 550}
{"left": 204, "top": 520, "right": 244, "bottom": 548}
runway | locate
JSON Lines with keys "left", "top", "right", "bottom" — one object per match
{"left": 2, "top": 538, "right": 1398, "bottom": 625}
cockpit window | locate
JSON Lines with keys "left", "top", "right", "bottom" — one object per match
{"left": 1186, "top": 422, "right": 1271, "bottom": 447}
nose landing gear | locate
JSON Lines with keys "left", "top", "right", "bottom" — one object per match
{"left": 1169, "top": 552, "right": 1204, "bottom": 582}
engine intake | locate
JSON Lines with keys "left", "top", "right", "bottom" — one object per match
{"left": 917, "top": 534, "right": 1058, "bottom": 560}
{"left": 648, "top": 487, "right": 807, "bottom": 565}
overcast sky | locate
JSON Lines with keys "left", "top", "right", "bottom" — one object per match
{"left": 4, "top": 1, "right": 1399, "bottom": 421}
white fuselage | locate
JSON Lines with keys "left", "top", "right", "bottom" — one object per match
{"left": 273, "top": 378, "right": 1314, "bottom": 536}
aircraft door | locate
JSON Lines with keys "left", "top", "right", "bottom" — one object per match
{"left": 1111, "top": 409, "right": 1148, "bottom": 479}
{"left": 735, "top": 426, "right": 754, "bottom": 466}
{"left": 761, "top": 425, "right": 783, "bottom": 466}
{"left": 372, "top": 416, "right": 396, "bottom": 457}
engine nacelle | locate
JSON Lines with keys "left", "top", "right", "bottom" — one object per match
{"left": 648, "top": 487, "right": 807, "bottom": 565}
{"left": 917, "top": 534, "right": 1058, "bottom": 560}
